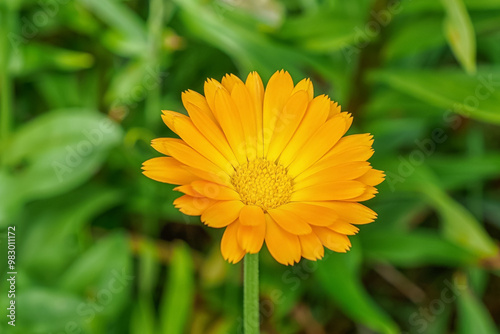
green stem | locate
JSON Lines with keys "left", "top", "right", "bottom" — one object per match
{"left": 244, "top": 253, "right": 260, "bottom": 334}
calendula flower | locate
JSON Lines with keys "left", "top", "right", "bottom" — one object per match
{"left": 142, "top": 70, "right": 384, "bottom": 265}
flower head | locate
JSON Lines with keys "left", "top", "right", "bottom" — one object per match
{"left": 142, "top": 70, "right": 384, "bottom": 265}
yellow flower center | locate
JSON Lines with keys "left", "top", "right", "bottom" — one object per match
{"left": 231, "top": 159, "right": 293, "bottom": 210}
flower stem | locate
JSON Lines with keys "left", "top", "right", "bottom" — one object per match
{"left": 244, "top": 253, "right": 260, "bottom": 334}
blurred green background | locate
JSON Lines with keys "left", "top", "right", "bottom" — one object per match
{"left": 1, "top": 0, "right": 500, "bottom": 333}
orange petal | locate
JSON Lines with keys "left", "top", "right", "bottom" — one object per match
{"left": 262, "top": 70, "right": 294, "bottom": 156}
{"left": 327, "top": 221, "right": 359, "bottom": 235}
{"left": 245, "top": 71, "right": 264, "bottom": 157}
{"left": 231, "top": 83, "right": 259, "bottom": 161}
{"left": 221, "top": 73, "right": 244, "bottom": 93}
{"left": 191, "top": 180, "right": 240, "bottom": 200}
{"left": 346, "top": 186, "right": 378, "bottom": 202}
{"left": 169, "top": 115, "right": 234, "bottom": 174}
{"left": 295, "top": 161, "right": 371, "bottom": 190}
{"left": 239, "top": 205, "right": 265, "bottom": 226}
{"left": 264, "top": 214, "right": 301, "bottom": 265}
{"left": 328, "top": 101, "right": 342, "bottom": 119}
{"left": 142, "top": 157, "right": 197, "bottom": 185}
{"left": 313, "top": 202, "right": 377, "bottom": 225}
{"left": 173, "top": 185, "right": 204, "bottom": 197}
{"left": 342, "top": 112, "right": 353, "bottom": 132}
{"left": 183, "top": 101, "right": 238, "bottom": 166}
{"left": 182, "top": 165, "right": 231, "bottom": 187}
{"left": 221, "top": 222, "right": 245, "bottom": 263}
{"left": 161, "top": 110, "right": 188, "bottom": 134}
{"left": 201, "top": 200, "right": 244, "bottom": 228}
{"left": 204, "top": 78, "right": 224, "bottom": 114}
{"left": 267, "top": 207, "right": 312, "bottom": 235}
{"left": 213, "top": 88, "right": 247, "bottom": 164}
{"left": 158, "top": 138, "right": 231, "bottom": 184}
{"left": 266, "top": 90, "right": 309, "bottom": 162}
{"left": 357, "top": 169, "right": 385, "bottom": 186}
{"left": 291, "top": 181, "right": 366, "bottom": 202}
{"left": 181, "top": 89, "right": 217, "bottom": 123}
{"left": 307, "top": 146, "right": 374, "bottom": 177}
{"left": 173, "top": 195, "right": 216, "bottom": 216}
{"left": 287, "top": 114, "right": 348, "bottom": 176}
{"left": 151, "top": 137, "right": 176, "bottom": 155}
{"left": 312, "top": 226, "right": 351, "bottom": 253}
{"left": 326, "top": 133, "right": 374, "bottom": 157}
{"left": 299, "top": 233, "right": 324, "bottom": 261}
{"left": 277, "top": 202, "right": 338, "bottom": 226}
{"left": 278, "top": 95, "right": 330, "bottom": 166}
{"left": 237, "top": 220, "right": 266, "bottom": 253}
{"left": 291, "top": 78, "right": 314, "bottom": 101}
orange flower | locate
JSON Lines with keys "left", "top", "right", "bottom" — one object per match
{"left": 142, "top": 70, "right": 384, "bottom": 265}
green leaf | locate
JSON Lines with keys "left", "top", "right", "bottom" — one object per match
{"left": 59, "top": 232, "right": 132, "bottom": 296}
{"left": 367, "top": 117, "right": 429, "bottom": 152}
{"left": 172, "top": 0, "right": 339, "bottom": 84}
{"left": 416, "top": 169, "right": 498, "bottom": 258}
{"left": 137, "top": 238, "right": 161, "bottom": 294}
{"left": 440, "top": 0, "right": 477, "bottom": 74}
{"left": 383, "top": 16, "right": 445, "bottom": 60}
{"left": 369, "top": 67, "right": 500, "bottom": 124}
{"left": 278, "top": 13, "right": 362, "bottom": 53}
{"left": 315, "top": 246, "right": 399, "bottom": 334}
{"left": 15, "top": 287, "right": 87, "bottom": 334}
{"left": 105, "top": 60, "right": 161, "bottom": 107}
{"left": 4, "top": 109, "right": 123, "bottom": 201}
{"left": 58, "top": 232, "right": 132, "bottom": 326}
{"left": 159, "top": 242, "right": 195, "bottom": 334}
{"left": 422, "top": 307, "right": 452, "bottom": 334}
{"left": 76, "top": 0, "right": 147, "bottom": 46}
{"left": 131, "top": 298, "right": 157, "bottom": 334}
{"left": 427, "top": 154, "right": 500, "bottom": 189}
{"left": 0, "top": 170, "right": 23, "bottom": 228}
{"left": 467, "top": 268, "right": 489, "bottom": 297}
{"left": 404, "top": 0, "right": 500, "bottom": 13}
{"left": 19, "top": 185, "right": 123, "bottom": 277}
{"left": 361, "top": 230, "right": 477, "bottom": 266}
{"left": 34, "top": 71, "right": 100, "bottom": 110}
{"left": 10, "top": 43, "right": 94, "bottom": 76}
{"left": 456, "top": 275, "right": 499, "bottom": 334}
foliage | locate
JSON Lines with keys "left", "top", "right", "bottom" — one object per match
{"left": 0, "top": 0, "right": 499, "bottom": 333}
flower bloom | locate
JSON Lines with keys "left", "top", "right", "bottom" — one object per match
{"left": 142, "top": 70, "right": 384, "bottom": 265}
